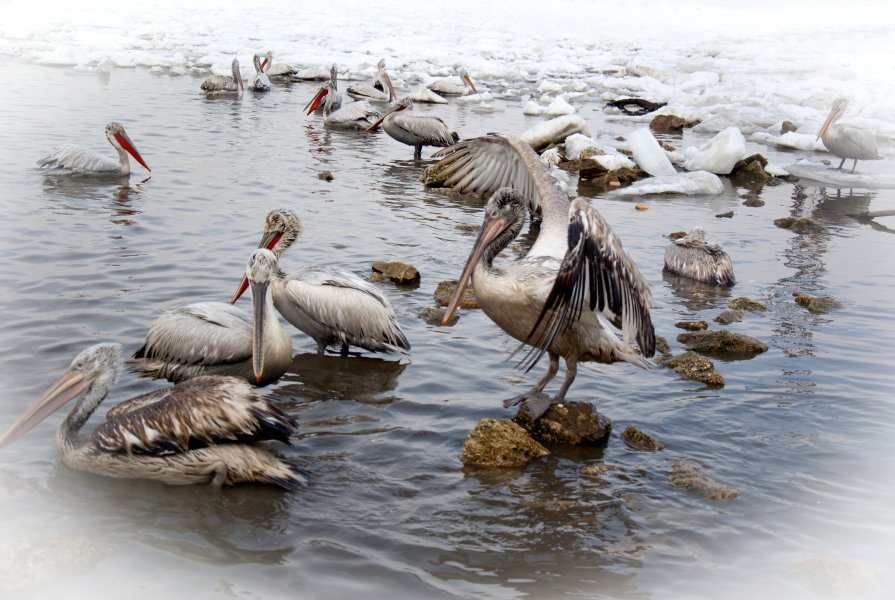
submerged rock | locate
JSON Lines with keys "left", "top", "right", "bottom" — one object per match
{"left": 649, "top": 114, "right": 692, "bottom": 133}
{"left": 675, "top": 320, "right": 708, "bottom": 331}
{"left": 656, "top": 335, "right": 671, "bottom": 355}
{"left": 677, "top": 330, "right": 768, "bottom": 358}
{"left": 730, "top": 297, "right": 767, "bottom": 312}
{"left": 794, "top": 293, "right": 842, "bottom": 313}
{"left": 317, "top": 170, "right": 334, "bottom": 182}
{"left": 370, "top": 261, "right": 420, "bottom": 284}
{"left": 715, "top": 211, "right": 734, "bottom": 218}
{"left": 714, "top": 309, "right": 744, "bottom": 324}
{"left": 741, "top": 192, "right": 765, "bottom": 207}
{"left": 621, "top": 425, "right": 663, "bottom": 451}
{"left": 668, "top": 461, "right": 739, "bottom": 501}
{"left": 774, "top": 216, "right": 823, "bottom": 232}
{"left": 514, "top": 401, "right": 612, "bottom": 446}
{"left": 433, "top": 280, "right": 479, "bottom": 309}
{"left": 659, "top": 351, "right": 725, "bottom": 386}
{"left": 418, "top": 307, "right": 454, "bottom": 326}
{"left": 461, "top": 419, "right": 550, "bottom": 467}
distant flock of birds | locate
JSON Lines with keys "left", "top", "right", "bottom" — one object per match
{"left": 1, "top": 50, "right": 881, "bottom": 490}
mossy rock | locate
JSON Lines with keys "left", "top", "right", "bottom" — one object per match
{"left": 371, "top": 261, "right": 420, "bottom": 284}
{"left": 433, "top": 280, "right": 479, "bottom": 309}
{"left": 675, "top": 320, "right": 708, "bottom": 331}
{"left": 729, "top": 297, "right": 767, "bottom": 312}
{"left": 668, "top": 461, "right": 739, "bottom": 501}
{"left": 677, "top": 330, "right": 768, "bottom": 358}
{"left": 794, "top": 293, "right": 842, "bottom": 313}
{"left": 513, "top": 401, "right": 612, "bottom": 446}
{"left": 621, "top": 425, "right": 663, "bottom": 451}
{"left": 658, "top": 351, "right": 725, "bottom": 386}
{"left": 714, "top": 309, "right": 744, "bottom": 324}
{"left": 460, "top": 418, "right": 549, "bottom": 467}
{"left": 774, "top": 216, "right": 823, "bottom": 232}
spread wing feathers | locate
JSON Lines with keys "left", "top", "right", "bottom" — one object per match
{"left": 37, "top": 145, "right": 118, "bottom": 173}
{"left": 92, "top": 376, "right": 297, "bottom": 455}
{"left": 518, "top": 198, "right": 655, "bottom": 371}
{"left": 389, "top": 115, "right": 455, "bottom": 147}
{"left": 346, "top": 83, "right": 389, "bottom": 102}
{"left": 327, "top": 101, "right": 379, "bottom": 126}
{"left": 132, "top": 302, "right": 252, "bottom": 367}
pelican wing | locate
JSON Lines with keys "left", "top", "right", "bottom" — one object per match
{"left": 37, "top": 145, "right": 119, "bottom": 174}
{"left": 105, "top": 388, "right": 173, "bottom": 420}
{"left": 201, "top": 75, "right": 238, "bottom": 92}
{"left": 346, "top": 83, "right": 389, "bottom": 102}
{"left": 427, "top": 78, "right": 464, "bottom": 96}
{"left": 826, "top": 124, "right": 880, "bottom": 160}
{"left": 328, "top": 100, "right": 379, "bottom": 126}
{"left": 388, "top": 114, "right": 455, "bottom": 147}
{"left": 93, "top": 376, "right": 297, "bottom": 455}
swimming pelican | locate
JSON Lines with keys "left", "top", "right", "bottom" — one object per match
{"left": 427, "top": 66, "right": 477, "bottom": 97}
{"left": 260, "top": 51, "right": 296, "bottom": 79}
{"left": 303, "top": 64, "right": 343, "bottom": 115}
{"left": 817, "top": 97, "right": 881, "bottom": 173}
{"left": 230, "top": 209, "right": 410, "bottom": 356}
{"left": 201, "top": 57, "right": 245, "bottom": 95}
{"left": 131, "top": 249, "right": 292, "bottom": 385}
{"left": 663, "top": 227, "right": 735, "bottom": 286}
{"left": 0, "top": 343, "right": 305, "bottom": 489}
{"left": 305, "top": 84, "right": 379, "bottom": 130}
{"left": 37, "top": 122, "right": 151, "bottom": 177}
{"left": 365, "top": 98, "right": 456, "bottom": 159}
{"left": 346, "top": 58, "right": 396, "bottom": 103}
{"left": 436, "top": 136, "right": 655, "bottom": 419}
{"left": 251, "top": 54, "right": 271, "bottom": 92}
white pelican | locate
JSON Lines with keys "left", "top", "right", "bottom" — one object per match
{"left": 37, "top": 122, "right": 151, "bottom": 177}
{"left": 436, "top": 136, "right": 655, "bottom": 419}
{"left": 305, "top": 84, "right": 379, "bottom": 130}
{"left": 0, "top": 343, "right": 306, "bottom": 489}
{"left": 230, "top": 209, "right": 410, "bottom": 356}
{"left": 346, "top": 58, "right": 396, "bottom": 103}
{"left": 427, "top": 66, "right": 477, "bottom": 97}
{"left": 817, "top": 97, "right": 881, "bottom": 172}
{"left": 303, "top": 64, "right": 343, "bottom": 115}
{"left": 663, "top": 227, "right": 735, "bottom": 286}
{"left": 131, "top": 249, "right": 293, "bottom": 385}
{"left": 250, "top": 54, "right": 271, "bottom": 92}
{"left": 365, "top": 98, "right": 456, "bottom": 159}
{"left": 201, "top": 57, "right": 245, "bottom": 95}
{"left": 260, "top": 51, "right": 296, "bottom": 79}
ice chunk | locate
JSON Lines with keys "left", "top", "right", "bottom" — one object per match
{"left": 609, "top": 171, "right": 724, "bottom": 196}
{"left": 564, "top": 133, "right": 599, "bottom": 160}
{"left": 683, "top": 127, "right": 747, "bottom": 174}
{"left": 546, "top": 96, "right": 575, "bottom": 116}
{"left": 521, "top": 115, "right": 590, "bottom": 151}
{"left": 523, "top": 101, "right": 544, "bottom": 116}
{"left": 784, "top": 159, "right": 895, "bottom": 189}
{"left": 627, "top": 128, "right": 676, "bottom": 176}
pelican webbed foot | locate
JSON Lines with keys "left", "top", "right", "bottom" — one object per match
{"left": 503, "top": 391, "right": 553, "bottom": 420}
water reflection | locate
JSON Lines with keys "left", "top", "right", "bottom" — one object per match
{"left": 661, "top": 270, "right": 734, "bottom": 311}
{"left": 40, "top": 175, "right": 149, "bottom": 225}
{"left": 272, "top": 352, "right": 407, "bottom": 403}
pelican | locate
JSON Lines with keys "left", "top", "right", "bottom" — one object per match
{"left": 305, "top": 84, "right": 379, "bottom": 130}
{"left": 817, "top": 97, "right": 881, "bottom": 172}
{"left": 0, "top": 343, "right": 306, "bottom": 489}
{"left": 365, "top": 98, "right": 456, "bottom": 159}
{"left": 260, "top": 51, "right": 296, "bottom": 79}
{"left": 250, "top": 54, "right": 271, "bottom": 92}
{"left": 230, "top": 209, "right": 410, "bottom": 356}
{"left": 427, "top": 66, "right": 477, "bottom": 97}
{"left": 346, "top": 59, "right": 396, "bottom": 103}
{"left": 436, "top": 136, "right": 655, "bottom": 419}
{"left": 37, "top": 122, "right": 151, "bottom": 177}
{"left": 303, "top": 64, "right": 343, "bottom": 115}
{"left": 663, "top": 227, "right": 735, "bottom": 286}
{"left": 201, "top": 57, "right": 245, "bottom": 95}
{"left": 131, "top": 249, "right": 293, "bottom": 385}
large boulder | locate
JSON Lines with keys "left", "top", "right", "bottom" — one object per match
{"left": 460, "top": 419, "right": 550, "bottom": 467}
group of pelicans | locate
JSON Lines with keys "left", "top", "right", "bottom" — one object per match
{"left": 1, "top": 53, "right": 881, "bottom": 490}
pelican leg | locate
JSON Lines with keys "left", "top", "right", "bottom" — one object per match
{"left": 340, "top": 343, "right": 349, "bottom": 356}
{"left": 503, "top": 352, "right": 560, "bottom": 418}
{"left": 414, "top": 145, "right": 422, "bottom": 160}
{"left": 552, "top": 356, "right": 578, "bottom": 406}
{"left": 837, "top": 158, "right": 846, "bottom": 170}
{"left": 850, "top": 159, "right": 858, "bottom": 173}
{"left": 316, "top": 340, "right": 327, "bottom": 355}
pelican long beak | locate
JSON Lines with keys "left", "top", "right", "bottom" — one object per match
{"left": 817, "top": 106, "right": 842, "bottom": 141}
{"left": 0, "top": 370, "right": 93, "bottom": 448}
{"left": 305, "top": 87, "right": 328, "bottom": 115}
{"left": 230, "top": 231, "right": 283, "bottom": 304}
{"left": 260, "top": 57, "right": 269, "bottom": 72}
{"left": 251, "top": 279, "right": 270, "bottom": 383}
{"left": 381, "top": 72, "right": 397, "bottom": 102}
{"left": 441, "top": 216, "right": 509, "bottom": 326}
{"left": 463, "top": 73, "right": 477, "bottom": 93}
{"left": 365, "top": 113, "right": 387, "bottom": 133}
{"left": 114, "top": 130, "right": 151, "bottom": 172}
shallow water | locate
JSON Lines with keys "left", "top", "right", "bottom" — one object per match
{"left": 0, "top": 62, "right": 893, "bottom": 600}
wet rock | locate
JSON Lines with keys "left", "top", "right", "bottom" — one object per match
{"left": 714, "top": 308, "right": 744, "bottom": 324}
{"left": 715, "top": 211, "right": 734, "bottom": 218}
{"left": 781, "top": 121, "right": 798, "bottom": 134}
{"left": 668, "top": 461, "right": 739, "bottom": 500}
{"left": 677, "top": 330, "right": 768, "bottom": 358}
{"left": 418, "top": 307, "right": 455, "bottom": 326}
{"left": 581, "top": 463, "right": 621, "bottom": 477}
{"left": 606, "top": 98, "right": 666, "bottom": 115}
{"left": 793, "top": 293, "right": 842, "bottom": 313}
{"left": 774, "top": 216, "right": 823, "bottom": 232}
{"left": 656, "top": 335, "right": 671, "bottom": 355}
{"left": 649, "top": 114, "right": 692, "bottom": 133}
{"left": 460, "top": 418, "right": 550, "bottom": 467}
{"left": 658, "top": 351, "right": 725, "bottom": 386}
{"left": 675, "top": 320, "right": 708, "bottom": 331}
{"left": 513, "top": 401, "right": 612, "bottom": 446}
{"left": 741, "top": 193, "right": 765, "bottom": 207}
{"left": 668, "top": 231, "right": 688, "bottom": 241}
{"left": 433, "top": 280, "right": 479, "bottom": 309}
{"left": 621, "top": 425, "right": 663, "bottom": 451}
{"left": 586, "top": 166, "right": 646, "bottom": 188}
{"left": 370, "top": 261, "right": 420, "bottom": 284}
{"left": 729, "top": 297, "right": 767, "bottom": 312}
{"left": 317, "top": 170, "right": 334, "bottom": 182}
{"left": 729, "top": 154, "right": 773, "bottom": 185}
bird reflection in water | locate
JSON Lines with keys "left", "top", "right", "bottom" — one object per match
{"left": 662, "top": 270, "right": 734, "bottom": 312}
{"left": 41, "top": 175, "right": 150, "bottom": 226}
{"left": 273, "top": 352, "right": 406, "bottom": 404}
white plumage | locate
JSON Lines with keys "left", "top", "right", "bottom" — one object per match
{"left": 37, "top": 122, "right": 151, "bottom": 177}
{"left": 817, "top": 97, "right": 881, "bottom": 173}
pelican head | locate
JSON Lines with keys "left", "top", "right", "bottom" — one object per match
{"left": 676, "top": 226, "right": 708, "bottom": 247}
{"left": 247, "top": 249, "right": 278, "bottom": 383}
{"left": 231, "top": 209, "right": 302, "bottom": 304}
{"left": 0, "top": 343, "right": 122, "bottom": 448}
{"left": 442, "top": 188, "right": 528, "bottom": 326}
{"left": 231, "top": 57, "right": 245, "bottom": 92}
{"left": 105, "top": 122, "right": 151, "bottom": 172}
{"left": 365, "top": 98, "right": 412, "bottom": 132}
{"left": 458, "top": 67, "right": 477, "bottom": 93}
{"left": 818, "top": 97, "right": 848, "bottom": 140}
{"left": 305, "top": 85, "right": 329, "bottom": 115}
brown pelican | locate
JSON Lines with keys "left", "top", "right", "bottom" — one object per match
{"left": 427, "top": 66, "right": 477, "bottom": 97}
{"left": 365, "top": 98, "right": 455, "bottom": 159}
{"left": 201, "top": 57, "right": 245, "bottom": 95}
{"left": 346, "top": 58, "right": 396, "bottom": 103}
{"left": 303, "top": 64, "right": 343, "bottom": 115}
{"left": 436, "top": 136, "right": 655, "bottom": 419}
{"left": 305, "top": 84, "right": 379, "bottom": 130}
{"left": 0, "top": 343, "right": 306, "bottom": 489}
{"left": 817, "top": 97, "right": 881, "bottom": 172}
{"left": 230, "top": 209, "right": 410, "bottom": 356}
{"left": 663, "top": 227, "right": 735, "bottom": 286}
{"left": 250, "top": 54, "right": 271, "bottom": 92}
{"left": 260, "top": 51, "right": 296, "bottom": 79}
{"left": 37, "top": 122, "right": 151, "bottom": 177}
{"left": 131, "top": 249, "right": 293, "bottom": 385}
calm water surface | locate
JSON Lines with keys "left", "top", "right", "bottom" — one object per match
{"left": 0, "top": 62, "right": 893, "bottom": 599}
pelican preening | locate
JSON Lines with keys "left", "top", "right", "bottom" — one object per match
{"left": 365, "top": 98, "right": 456, "bottom": 159}
{"left": 427, "top": 66, "right": 477, "bottom": 97}
{"left": 304, "top": 64, "right": 343, "bottom": 115}
{"left": 0, "top": 343, "right": 305, "bottom": 490}
{"left": 37, "top": 122, "right": 151, "bottom": 177}
{"left": 437, "top": 136, "right": 655, "bottom": 419}
{"left": 305, "top": 84, "right": 379, "bottom": 130}
{"left": 663, "top": 227, "right": 735, "bottom": 286}
{"left": 251, "top": 54, "right": 272, "bottom": 92}
{"left": 231, "top": 209, "right": 410, "bottom": 356}
{"left": 201, "top": 57, "right": 245, "bottom": 95}
{"left": 346, "top": 58, "right": 396, "bottom": 103}
{"left": 130, "top": 249, "right": 293, "bottom": 385}
{"left": 817, "top": 98, "right": 881, "bottom": 173}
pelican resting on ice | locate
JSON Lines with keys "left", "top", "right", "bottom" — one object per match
{"left": 663, "top": 227, "right": 735, "bottom": 286}
{"left": 817, "top": 97, "right": 881, "bottom": 173}
{"left": 37, "top": 122, "right": 151, "bottom": 177}
{"left": 436, "top": 135, "right": 655, "bottom": 419}
{"left": 0, "top": 343, "right": 305, "bottom": 489}
{"left": 304, "top": 64, "right": 343, "bottom": 115}
{"left": 365, "top": 98, "right": 456, "bottom": 159}
{"left": 250, "top": 54, "right": 271, "bottom": 92}
{"left": 230, "top": 209, "right": 410, "bottom": 356}
{"left": 201, "top": 57, "right": 245, "bottom": 95}
{"left": 131, "top": 249, "right": 292, "bottom": 385}
{"left": 427, "top": 66, "right": 477, "bottom": 97}
{"left": 305, "top": 83, "right": 379, "bottom": 130}
{"left": 346, "top": 58, "right": 396, "bottom": 103}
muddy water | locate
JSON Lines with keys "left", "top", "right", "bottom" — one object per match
{"left": 0, "top": 62, "right": 893, "bottom": 599}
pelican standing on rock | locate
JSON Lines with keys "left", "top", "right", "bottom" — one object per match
{"left": 663, "top": 227, "right": 735, "bottom": 286}
{"left": 365, "top": 98, "right": 456, "bottom": 159}
{"left": 305, "top": 84, "right": 379, "bottom": 130}
{"left": 131, "top": 249, "right": 293, "bottom": 385}
{"left": 37, "top": 122, "right": 151, "bottom": 177}
{"left": 436, "top": 136, "right": 655, "bottom": 419}
{"left": 230, "top": 209, "right": 410, "bottom": 356}
{"left": 0, "top": 343, "right": 306, "bottom": 489}
{"left": 427, "top": 66, "right": 477, "bottom": 97}
{"left": 346, "top": 59, "right": 396, "bottom": 103}
{"left": 817, "top": 97, "right": 881, "bottom": 173}
{"left": 201, "top": 57, "right": 245, "bottom": 95}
